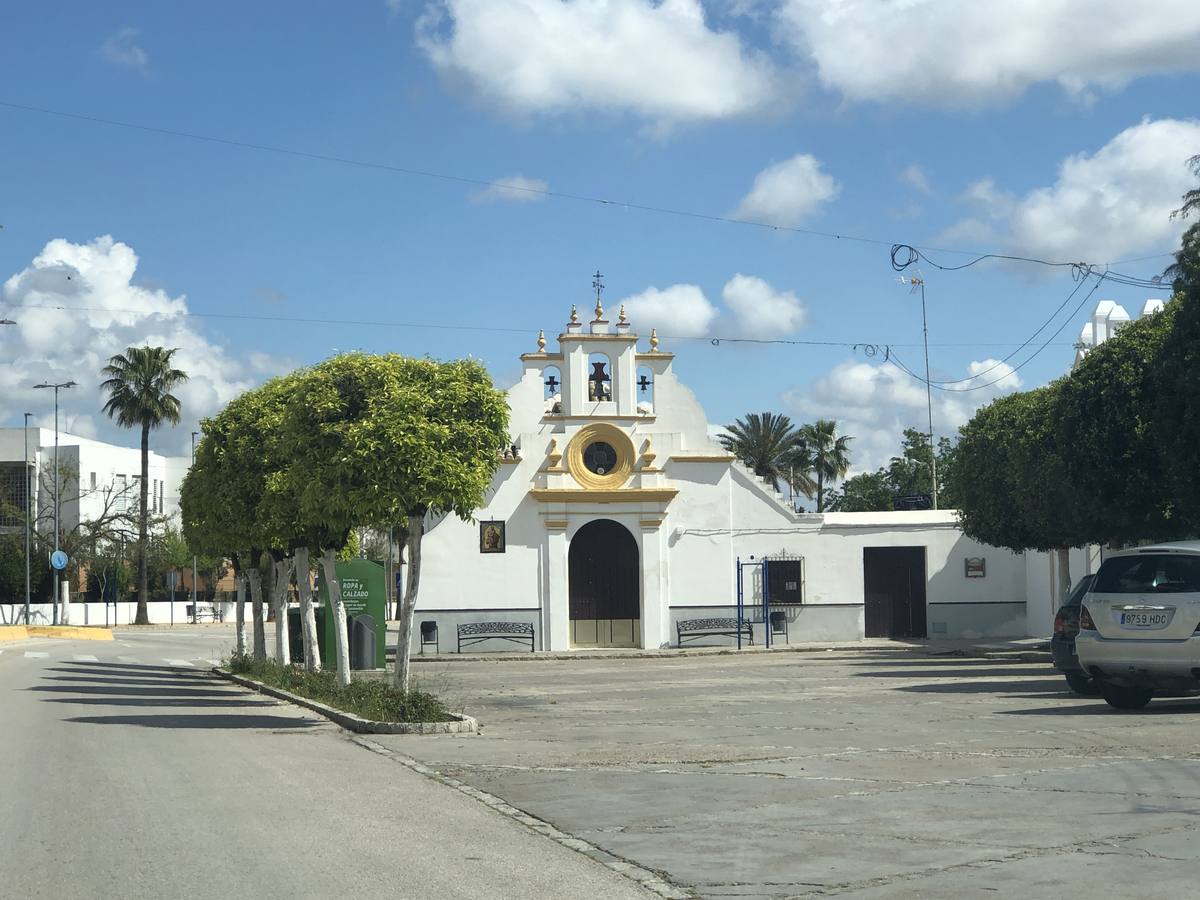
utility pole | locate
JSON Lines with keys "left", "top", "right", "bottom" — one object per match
{"left": 912, "top": 277, "right": 938, "bottom": 510}
{"left": 33, "top": 380, "right": 77, "bottom": 624}
{"left": 23, "top": 412, "right": 32, "bottom": 625}
{"left": 191, "top": 431, "right": 199, "bottom": 624}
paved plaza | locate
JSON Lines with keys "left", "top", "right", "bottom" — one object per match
{"left": 379, "top": 649, "right": 1200, "bottom": 898}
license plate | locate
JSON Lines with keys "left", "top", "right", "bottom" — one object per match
{"left": 1120, "top": 612, "right": 1171, "bottom": 627}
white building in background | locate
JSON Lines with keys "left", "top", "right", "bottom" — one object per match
{"left": 407, "top": 301, "right": 1058, "bottom": 654}
{"left": 0, "top": 427, "right": 190, "bottom": 538}
{"left": 1073, "top": 297, "right": 1165, "bottom": 368}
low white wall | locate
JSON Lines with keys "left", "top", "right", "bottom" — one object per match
{"left": 0, "top": 600, "right": 239, "bottom": 627}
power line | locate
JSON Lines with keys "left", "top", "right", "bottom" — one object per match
{"left": 887, "top": 271, "right": 1107, "bottom": 393}
{"left": 0, "top": 99, "right": 1179, "bottom": 272}
{"left": 903, "top": 267, "right": 1096, "bottom": 386}
{"left": 890, "top": 243, "right": 1170, "bottom": 289}
{"left": 5, "top": 299, "right": 1081, "bottom": 350}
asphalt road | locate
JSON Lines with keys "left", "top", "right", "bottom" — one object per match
{"left": 0, "top": 628, "right": 656, "bottom": 900}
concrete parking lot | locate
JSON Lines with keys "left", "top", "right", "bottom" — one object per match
{"left": 376, "top": 650, "right": 1200, "bottom": 899}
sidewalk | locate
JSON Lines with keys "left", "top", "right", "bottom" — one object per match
{"left": 386, "top": 631, "right": 1052, "bottom": 664}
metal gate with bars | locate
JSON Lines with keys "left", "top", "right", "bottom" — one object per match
{"left": 735, "top": 554, "right": 805, "bottom": 649}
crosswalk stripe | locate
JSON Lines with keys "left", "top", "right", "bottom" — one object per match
{"left": 73, "top": 654, "right": 99, "bottom": 663}
{"left": 163, "top": 658, "right": 194, "bottom": 667}
{"left": 117, "top": 656, "right": 141, "bottom": 664}
{"left": 24, "top": 651, "right": 48, "bottom": 659}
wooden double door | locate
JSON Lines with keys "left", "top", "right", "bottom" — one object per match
{"left": 568, "top": 519, "right": 640, "bottom": 647}
{"left": 864, "top": 547, "right": 927, "bottom": 639}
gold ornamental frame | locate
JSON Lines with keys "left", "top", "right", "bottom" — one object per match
{"left": 565, "top": 422, "right": 636, "bottom": 490}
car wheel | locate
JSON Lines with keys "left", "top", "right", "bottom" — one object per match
{"left": 1099, "top": 683, "right": 1153, "bottom": 710}
{"left": 1064, "top": 673, "right": 1097, "bottom": 695}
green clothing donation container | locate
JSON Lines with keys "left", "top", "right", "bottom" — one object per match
{"left": 315, "top": 559, "right": 387, "bottom": 671}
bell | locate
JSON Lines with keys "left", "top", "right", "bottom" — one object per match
{"left": 589, "top": 361, "right": 610, "bottom": 382}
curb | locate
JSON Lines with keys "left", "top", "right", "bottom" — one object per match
{"left": 212, "top": 668, "right": 478, "bottom": 735}
{"left": 351, "top": 736, "right": 692, "bottom": 900}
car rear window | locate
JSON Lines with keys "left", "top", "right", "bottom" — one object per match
{"left": 1064, "top": 574, "right": 1095, "bottom": 606}
{"left": 1093, "top": 554, "right": 1200, "bottom": 594}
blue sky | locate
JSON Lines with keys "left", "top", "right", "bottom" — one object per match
{"left": 1, "top": 1, "right": 1197, "bottom": 470}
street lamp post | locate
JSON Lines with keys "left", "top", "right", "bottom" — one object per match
{"left": 191, "top": 430, "right": 199, "bottom": 625}
{"left": 23, "top": 412, "right": 32, "bottom": 625}
{"left": 33, "top": 380, "right": 77, "bottom": 624}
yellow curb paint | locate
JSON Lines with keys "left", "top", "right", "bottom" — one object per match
{"left": 25, "top": 626, "right": 115, "bottom": 641}
{"left": 0, "top": 626, "right": 29, "bottom": 642}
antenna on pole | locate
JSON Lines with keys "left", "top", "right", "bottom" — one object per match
{"left": 897, "top": 271, "right": 938, "bottom": 510}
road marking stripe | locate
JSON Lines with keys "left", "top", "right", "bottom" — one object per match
{"left": 117, "top": 655, "right": 141, "bottom": 664}
{"left": 73, "top": 654, "right": 99, "bottom": 663}
{"left": 24, "top": 651, "right": 48, "bottom": 658}
{"left": 164, "top": 658, "right": 194, "bottom": 667}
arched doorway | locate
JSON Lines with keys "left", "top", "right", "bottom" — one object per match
{"left": 569, "top": 519, "right": 640, "bottom": 647}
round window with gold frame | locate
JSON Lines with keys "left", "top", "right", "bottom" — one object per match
{"left": 566, "top": 423, "right": 635, "bottom": 490}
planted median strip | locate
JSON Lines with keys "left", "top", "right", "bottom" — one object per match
{"left": 213, "top": 656, "right": 477, "bottom": 734}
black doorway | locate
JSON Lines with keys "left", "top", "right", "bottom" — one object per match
{"left": 863, "top": 547, "right": 927, "bottom": 638}
{"left": 569, "top": 519, "right": 640, "bottom": 647}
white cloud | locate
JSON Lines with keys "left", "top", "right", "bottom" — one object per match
{"left": 416, "top": 0, "right": 785, "bottom": 127}
{"left": 618, "top": 283, "right": 718, "bottom": 338}
{"left": 901, "top": 164, "right": 932, "bottom": 194}
{"left": 1006, "top": 118, "right": 1200, "bottom": 263}
{"left": 940, "top": 120, "right": 1200, "bottom": 262}
{"left": 619, "top": 272, "right": 809, "bottom": 340}
{"left": 776, "top": 1, "right": 1200, "bottom": 106}
{"left": 784, "top": 356, "right": 1022, "bottom": 473}
{"left": 470, "top": 174, "right": 549, "bottom": 203}
{"left": 0, "top": 236, "right": 285, "bottom": 454}
{"left": 733, "top": 153, "right": 839, "bottom": 227}
{"left": 100, "top": 26, "right": 149, "bottom": 73}
{"left": 721, "top": 273, "right": 807, "bottom": 338}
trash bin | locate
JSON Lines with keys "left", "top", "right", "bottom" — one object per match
{"left": 350, "top": 613, "right": 377, "bottom": 670}
{"left": 769, "top": 610, "right": 788, "bottom": 641}
{"left": 420, "top": 620, "right": 439, "bottom": 654}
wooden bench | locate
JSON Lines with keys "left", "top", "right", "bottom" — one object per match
{"left": 676, "top": 617, "right": 753, "bottom": 647}
{"left": 457, "top": 621, "right": 536, "bottom": 653}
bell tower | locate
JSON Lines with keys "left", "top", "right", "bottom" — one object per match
{"left": 556, "top": 271, "right": 639, "bottom": 416}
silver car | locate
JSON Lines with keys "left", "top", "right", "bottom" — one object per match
{"left": 1075, "top": 541, "right": 1200, "bottom": 710}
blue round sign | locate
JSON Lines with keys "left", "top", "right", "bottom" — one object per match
{"left": 50, "top": 550, "right": 69, "bottom": 571}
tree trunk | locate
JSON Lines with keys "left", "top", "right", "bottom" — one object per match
{"left": 234, "top": 573, "right": 247, "bottom": 658}
{"left": 271, "top": 553, "right": 293, "bottom": 665}
{"left": 394, "top": 512, "right": 424, "bottom": 693}
{"left": 247, "top": 563, "right": 266, "bottom": 662}
{"left": 135, "top": 423, "right": 150, "bottom": 625}
{"left": 816, "top": 472, "right": 825, "bottom": 513}
{"left": 1055, "top": 546, "right": 1072, "bottom": 604}
{"left": 320, "top": 548, "right": 351, "bottom": 687}
{"left": 294, "top": 545, "right": 321, "bottom": 672}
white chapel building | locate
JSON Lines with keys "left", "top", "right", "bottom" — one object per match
{"left": 410, "top": 300, "right": 1045, "bottom": 653}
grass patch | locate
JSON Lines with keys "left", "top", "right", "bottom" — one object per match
{"left": 228, "top": 655, "right": 454, "bottom": 723}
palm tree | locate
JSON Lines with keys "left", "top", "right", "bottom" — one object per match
{"left": 101, "top": 346, "right": 188, "bottom": 625}
{"left": 798, "top": 419, "right": 853, "bottom": 512}
{"left": 1170, "top": 154, "right": 1200, "bottom": 221}
{"left": 720, "top": 412, "right": 800, "bottom": 491}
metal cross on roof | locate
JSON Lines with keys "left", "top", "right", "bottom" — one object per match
{"left": 592, "top": 269, "right": 605, "bottom": 302}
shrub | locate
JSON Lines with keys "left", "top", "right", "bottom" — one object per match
{"left": 228, "top": 654, "right": 452, "bottom": 723}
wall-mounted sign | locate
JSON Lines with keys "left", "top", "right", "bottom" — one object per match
{"left": 964, "top": 557, "right": 986, "bottom": 578}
